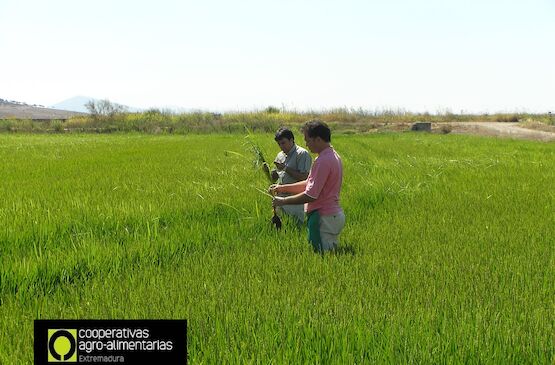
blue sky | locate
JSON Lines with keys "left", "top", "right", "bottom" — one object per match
{"left": 1, "top": 0, "right": 553, "bottom": 112}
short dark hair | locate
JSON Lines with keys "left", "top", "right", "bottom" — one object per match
{"left": 274, "top": 127, "right": 294, "bottom": 141}
{"left": 302, "top": 120, "right": 331, "bottom": 142}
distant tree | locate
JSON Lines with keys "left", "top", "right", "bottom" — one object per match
{"left": 264, "top": 106, "right": 280, "bottom": 114}
{"left": 85, "top": 99, "right": 128, "bottom": 117}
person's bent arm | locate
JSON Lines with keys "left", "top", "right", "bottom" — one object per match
{"left": 273, "top": 192, "right": 315, "bottom": 207}
{"left": 284, "top": 166, "right": 309, "bottom": 181}
{"left": 269, "top": 180, "right": 307, "bottom": 195}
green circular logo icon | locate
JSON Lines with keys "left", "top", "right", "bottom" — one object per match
{"left": 48, "top": 329, "right": 77, "bottom": 362}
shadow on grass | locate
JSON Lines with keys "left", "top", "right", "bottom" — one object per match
{"left": 331, "top": 244, "right": 356, "bottom": 256}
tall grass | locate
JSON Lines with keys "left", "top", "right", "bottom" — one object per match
{"left": 0, "top": 133, "right": 553, "bottom": 363}
{"left": 1, "top": 109, "right": 553, "bottom": 134}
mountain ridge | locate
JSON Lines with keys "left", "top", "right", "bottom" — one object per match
{"left": 0, "top": 98, "right": 86, "bottom": 119}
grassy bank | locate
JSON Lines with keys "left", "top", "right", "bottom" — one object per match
{"left": 1, "top": 109, "right": 554, "bottom": 134}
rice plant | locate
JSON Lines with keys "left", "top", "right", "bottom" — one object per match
{"left": 0, "top": 133, "right": 553, "bottom": 364}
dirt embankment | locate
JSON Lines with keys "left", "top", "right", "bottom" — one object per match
{"left": 442, "top": 122, "right": 555, "bottom": 142}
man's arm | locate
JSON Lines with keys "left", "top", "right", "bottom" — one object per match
{"left": 296, "top": 150, "right": 312, "bottom": 181}
{"left": 269, "top": 180, "right": 308, "bottom": 195}
{"left": 284, "top": 166, "right": 309, "bottom": 181}
{"left": 274, "top": 161, "right": 308, "bottom": 181}
{"left": 273, "top": 192, "right": 315, "bottom": 207}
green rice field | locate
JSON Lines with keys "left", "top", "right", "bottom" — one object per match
{"left": 0, "top": 133, "right": 553, "bottom": 363}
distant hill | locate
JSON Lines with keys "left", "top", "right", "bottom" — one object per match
{"left": 0, "top": 98, "right": 86, "bottom": 120}
{"left": 51, "top": 96, "right": 94, "bottom": 113}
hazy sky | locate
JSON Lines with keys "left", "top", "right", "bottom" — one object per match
{"left": 1, "top": 0, "right": 554, "bottom": 112}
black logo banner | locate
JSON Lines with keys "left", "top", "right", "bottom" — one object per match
{"left": 34, "top": 319, "right": 187, "bottom": 364}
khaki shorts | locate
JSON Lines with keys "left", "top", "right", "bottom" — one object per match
{"left": 319, "top": 211, "right": 346, "bottom": 251}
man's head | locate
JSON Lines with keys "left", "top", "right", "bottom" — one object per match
{"left": 274, "top": 127, "right": 295, "bottom": 154}
{"left": 302, "top": 120, "right": 331, "bottom": 153}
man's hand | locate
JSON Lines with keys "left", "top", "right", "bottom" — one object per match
{"left": 274, "top": 161, "right": 286, "bottom": 171}
{"left": 268, "top": 184, "right": 280, "bottom": 195}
